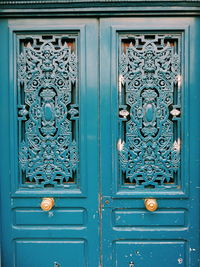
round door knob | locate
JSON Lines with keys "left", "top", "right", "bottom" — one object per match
{"left": 144, "top": 198, "right": 158, "bottom": 212}
{"left": 40, "top": 198, "right": 54, "bottom": 211}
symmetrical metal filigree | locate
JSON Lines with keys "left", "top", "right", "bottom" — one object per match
{"left": 17, "top": 34, "right": 79, "bottom": 187}
{"left": 118, "top": 34, "right": 181, "bottom": 188}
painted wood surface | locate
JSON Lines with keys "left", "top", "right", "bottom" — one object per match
{"left": 0, "top": 16, "right": 200, "bottom": 267}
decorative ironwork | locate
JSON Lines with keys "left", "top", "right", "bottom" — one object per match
{"left": 118, "top": 34, "right": 181, "bottom": 188}
{"left": 17, "top": 34, "right": 79, "bottom": 187}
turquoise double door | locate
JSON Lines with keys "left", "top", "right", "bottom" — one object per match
{"left": 0, "top": 17, "right": 200, "bottom": 266}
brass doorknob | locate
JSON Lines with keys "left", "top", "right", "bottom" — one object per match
{"left": 144, "top": 198, "right": 158, "bottom": 212}
{"left": 40, "top": 198, "right": 54, "bottom": 211}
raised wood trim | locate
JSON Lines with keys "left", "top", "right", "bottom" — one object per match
{"left": 1, "top": 0, "right": 200, "bottom": 3}
{"left": 1, "top": 0, "right": 200, "bottom": 16}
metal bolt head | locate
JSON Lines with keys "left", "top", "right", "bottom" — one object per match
{"left": 178, "top": 258, "right": 183, "bottom": 264}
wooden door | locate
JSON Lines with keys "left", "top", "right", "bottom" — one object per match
{"left": 100, "top": 17, "right": 200, "bottom": 267}
{"left": 0, "top": 18, "right": 99, "bottom": 267}
{"left": 1, "top": 16, "right": 200, "bottom": 267}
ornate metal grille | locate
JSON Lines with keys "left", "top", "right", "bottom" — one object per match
{"left": 118, "top": 34, "right": 182, "bottom": 188}
{"left": 17, "top": 34, "right": 79, "bottom": 188}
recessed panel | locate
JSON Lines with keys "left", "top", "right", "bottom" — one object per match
{"left": 113, "top": 209, "right": 186, "bottom": 227}
{"left": 14, "top": 208, "right": 86, "bottom": 226}
{"left": 114, "top": 241, "right": 186, "bottom": 267}
{"left": 15, "top": 240, "right": 86, "bottom": 267}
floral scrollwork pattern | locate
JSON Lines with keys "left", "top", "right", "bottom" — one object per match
{"left": 18, "top": 35, "right": 79, "bottom": 187}
{"left": 118, "top": 34, "right": 181, "bottom": 188}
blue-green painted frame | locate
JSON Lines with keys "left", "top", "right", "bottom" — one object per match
{"left": 110, "top": 23, "right": 190, "bottom": 198}
{"left": 9, "top": 20, "right": 89, "bottom": 197}
{"left": 100, "top": 18, "right": 192, "bottom": 200}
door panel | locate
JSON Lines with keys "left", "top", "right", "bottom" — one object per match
{"left": 100, "top": 17, "right": 200, "bottom": 267}
{"left": 114, "top": 241, "right": 186, "bottom": 267}
{"left": 16, "top": 33, "right": 80, "bottom": 192}
{"left": 0, "top": 19, "right": 99, "bottom": 267}
{"left": 15, "top": 240, "right": 86, "bottom": 267}
{"left": 117, "top": 32, "right": 184, "bottom": 194}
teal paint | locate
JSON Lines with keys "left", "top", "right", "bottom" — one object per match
{"left": 0, "top": 15, "right": 200, "bottom": 267}
{"left": 100, "top": 17, "right": 200, "bottom": 266}
{"left": 1, "top": 0, "right": 200, "bottom": 18}
{"left": 0, "top": 19, "right": 100, "bottom": 266}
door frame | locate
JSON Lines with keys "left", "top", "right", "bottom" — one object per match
{"left": 0, "top": 3, "right": 200, "bottom": 266}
